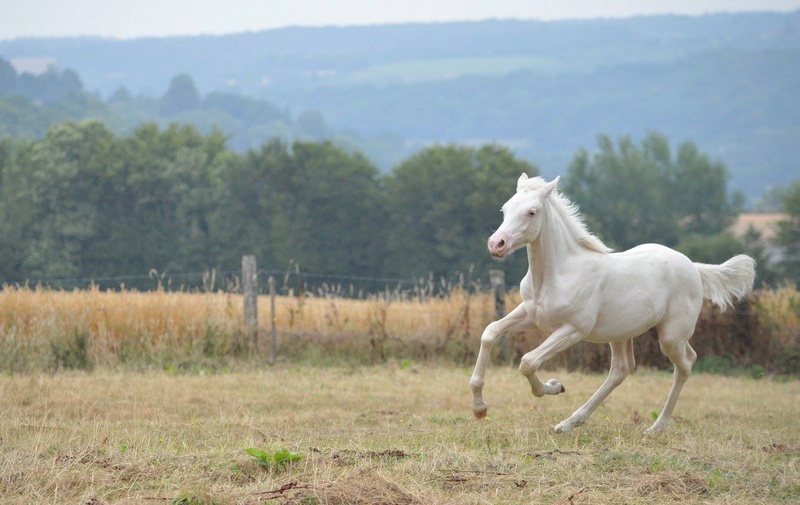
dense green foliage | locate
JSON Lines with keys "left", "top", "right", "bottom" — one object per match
{"left": 2, "top": 120, "right": 791, "bottom": 290}
{"left": 564, "top": 133, "right": 742, "bottom": 250}
{"left": 0, "top": 121, "right": 534, "bottom": 287}
{"left": 385, "top": 145, "right": 537, "bottom": 280}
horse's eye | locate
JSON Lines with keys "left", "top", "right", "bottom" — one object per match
{"left": 528, "top": 209, "right": 537, "bottom": 217}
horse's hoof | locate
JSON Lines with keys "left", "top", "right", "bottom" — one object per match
{"left": 546, "top": 378, "right": 566, "bottom": 394}
{"left": 473, "top": 405, "right": 488, "bottom": 419}
{"left": 644, "top": 423, "right": 667, "bottom": 437}
{"left": 554, "top": 423, "right": 573, "bottom": 434}
{"left": 555, "top": 417, "right": 583, "bottom": 433}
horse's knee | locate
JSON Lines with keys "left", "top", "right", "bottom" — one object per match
{"left": 519, "top": 359, "right": 536, "bottom": 377}
{"left": 480, "top": 323, "right": 501, "bottom": 345}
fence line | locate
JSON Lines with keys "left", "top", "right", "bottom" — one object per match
{"left": 2, "top": 266, "right": 493, "bottom": 296}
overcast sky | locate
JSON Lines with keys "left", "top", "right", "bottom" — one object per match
{"left": 1, "top": 0, "right": 799, "bottom": 40}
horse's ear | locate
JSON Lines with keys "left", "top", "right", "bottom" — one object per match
{"left": 541, "top": 176, "right": 561, "bottom": 199}
{"left": 516, "top": 173, "right": 529, "bottom": 191}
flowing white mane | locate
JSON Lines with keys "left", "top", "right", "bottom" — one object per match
{"left": 521, "top": 177, "right": 612, "bottom": 254}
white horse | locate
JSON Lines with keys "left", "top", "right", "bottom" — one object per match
{"left": 470, "top": 174, "right": 756, "bottom": 435}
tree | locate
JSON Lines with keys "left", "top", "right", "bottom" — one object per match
{"left": 0, "top": 137, "right": 21, "bottom": 280}
{"left": 3, "top": 121, "right": 116, "bottom": 279}
{"left": 160, "top": 74, "right": 201, "bottom": 116}
{"left": 279, "top": 141, "right": 386, "bottom": 276}
{"left": 676, "top": 232, "right": 746, "bottom": 265}
{"left": 109, "top": 122, "right": 228, "bottom": 277}
{"left": 0, "top": 120, "right": 233, "bottom": 286}
{"left": 209, "top": 139, "right": 288, "bottom": 272}
{"left": 773, "top": 180, "right": 800, "bottom": 283}
{"left": 0, "top": 57, "right": 20, "bottom": 97}
{"left": 672, "top": 141, "right": 742, "bottom": 236}
{"left": 211, "top": 139, "right": 387, "bottom": 278}
{"left": 564, "top": 132, "right": 742, "bottom": 251}
{"left": 385, "top": 144, "right": 538, "bottom": 281}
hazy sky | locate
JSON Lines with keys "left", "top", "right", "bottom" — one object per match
{"left": 1, "top": 0, "right": 799, "bottom": 40}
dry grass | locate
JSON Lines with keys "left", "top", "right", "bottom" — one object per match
{"left": 1, "top": 366, "right": 798, "bottom": 504}
{"left": 753, "top": 285, "right": 800, "bottom": 353}
{"left": 5, "top": 283, "right": 800, "bottom": 373}
{"left": 0, "top": 285, "right": 514, "bottom": 370}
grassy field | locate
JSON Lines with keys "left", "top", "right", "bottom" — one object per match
{"left": 1, "top": 366, "right": 798, "bottom": 504}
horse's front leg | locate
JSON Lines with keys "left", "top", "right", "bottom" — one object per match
{"left": 470, "top": 303, "right": 530, "bottom": 419}
{"left": 519, "top": 324, "right": 585, "bottom": 398}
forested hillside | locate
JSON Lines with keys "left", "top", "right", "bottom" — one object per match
{"left": 1, "top": 12, "right": 798, "bottom": 200}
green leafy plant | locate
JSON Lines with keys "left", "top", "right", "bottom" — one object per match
{"left": 245, "top": 447, "right": 302, "bottom": 469}
{"left": 171, "top": 493, "right": 218, "bottom": 505}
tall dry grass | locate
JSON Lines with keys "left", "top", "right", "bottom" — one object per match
{"left": 0, "top": 284, "right": 510, "bottom": 371}
{"left": 751, "top": 284, "right": 800, "bottom": 374}
{"left": 0, "top": 283, "right": 798, "bottom": 373}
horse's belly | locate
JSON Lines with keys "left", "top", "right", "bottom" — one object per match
{"left": 585, "top": 290, "right": 663, "bottom": 343}
{"left": 586, "top": 318, "right": 656, "bottom": 343}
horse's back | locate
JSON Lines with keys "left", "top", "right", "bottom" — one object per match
{"left": 611, "top": 244, "right": 700, "bottom": 284}
{"left": 610, "top": 243, "right": 703, "bottom": 299}
{"left": 587, "top": 244, "right": 703, "bottom": 342}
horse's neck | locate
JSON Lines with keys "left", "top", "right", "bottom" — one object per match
{"left": 527, "top": 205, "right": 583, "bottom": 291}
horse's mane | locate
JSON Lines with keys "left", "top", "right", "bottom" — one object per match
{"left": 521, "top": 177, "right": 613, "bottom": 254}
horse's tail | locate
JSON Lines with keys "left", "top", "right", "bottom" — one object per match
{"left": 694, "top": 254, "right": 756, "bottom": 311}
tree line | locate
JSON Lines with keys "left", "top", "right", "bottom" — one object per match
{"left": 0, "top": 120, "right": 796, "bottom": 290}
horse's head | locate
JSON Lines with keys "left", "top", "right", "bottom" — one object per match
{"left": 487, "top": 174, "right": 560, "bottom": 259}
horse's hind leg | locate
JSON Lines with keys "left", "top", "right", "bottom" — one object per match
{"left": 646, "top": 318, "right": 698, "bottom": 436}
{"left": 555, "top": 339, "right": 634, "bottom": 433}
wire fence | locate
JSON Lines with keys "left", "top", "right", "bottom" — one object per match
{"left": 3, "top": 263, "right": 495, "bottom": 299}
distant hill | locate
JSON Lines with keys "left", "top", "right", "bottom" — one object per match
{"left": 1, "top": 11, "right": 798, "bottom": 200}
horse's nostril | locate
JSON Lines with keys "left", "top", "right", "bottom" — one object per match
{"left": 496, "top": 239, "right": 505, "bottom": 248}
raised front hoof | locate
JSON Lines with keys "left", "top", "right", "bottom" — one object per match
{"left": 546, "top": 378, "right": 566, "bottom": 395}
{"left": 472, "top": 403, "right": 489, "bottom": 420}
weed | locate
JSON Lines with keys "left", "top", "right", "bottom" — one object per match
{"left": 245, "top": 447, "right": 302, "bottom": 469}
{"left": 171, "top": 493, "right": 219, "bottom": 505}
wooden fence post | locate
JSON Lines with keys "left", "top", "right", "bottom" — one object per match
{"left": 242, "top": 255, "right": 258, "bottom": 350}
{"left": 489, "top": 269, "right": 508, "bottom": 363}
{"left": 268, "top": 276, "right": 277, "bottom": 365}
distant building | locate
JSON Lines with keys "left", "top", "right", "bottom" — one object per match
{"left": 730, "top": 213, "right": 788, "bottom": 264}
